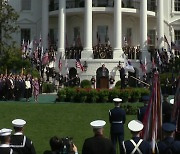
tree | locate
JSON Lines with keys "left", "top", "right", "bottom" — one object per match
{"left": 0, "top": 0, "right": 19, "bottom": 52}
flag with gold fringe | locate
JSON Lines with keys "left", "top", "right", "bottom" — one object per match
{"left": 141, "top": 72, "right": 162, "bottom": 153}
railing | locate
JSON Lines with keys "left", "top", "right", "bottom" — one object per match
{"left": 65, "top": 47, "right": 83, "bottom": 59}
{"left": 93, "top": 44, "right": 113, "bottom": 59}
{"left": 122, "top": 46, "right": 141, "bottom": 60}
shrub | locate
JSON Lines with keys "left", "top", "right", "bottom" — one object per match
{"left": 78, "top": 88, "right": 88, "bottom": 103}
{"left": 80, "top": 80, "right": 91, "bottom": 88}
{"left": 119, "top": 89, "right": 130, "bottom": 103}
{"left": 129, "top": 89, "right": 141, "bottom": 102}
{"left": 98, "top": 89, "right": 109, "bottom": 103}
{"left": 108, "top": 89, "right": 120, "bottom": 102}
{"left": 57, "top": 89, "right": 66, "bottom": 102}
{"left": 64, "top": 88, "right": 76, "bottom": 102}
{"left": 42, "top": 83, "right": 55, "bottom": 93}
{"left": 87, "top": 89, "right": 98, "bottom": 103}
{"left": 115, "top": 80, "right": 121, "bottom": 88}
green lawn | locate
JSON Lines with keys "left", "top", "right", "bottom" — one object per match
{"left": 0, "top": 102, "right": 137, "bottom": 153}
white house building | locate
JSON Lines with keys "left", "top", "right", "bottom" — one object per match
{"left": 8, "top": 0, "right": 180, "bottom": 88}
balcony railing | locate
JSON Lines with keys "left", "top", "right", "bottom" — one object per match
{"left": 49, "top": 0, "right": 156, "bottom": 12}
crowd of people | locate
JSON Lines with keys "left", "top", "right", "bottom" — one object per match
{"left": 0, "top": 74, "right": 40, "bottom": 102}
{"left": 0, "top": 97, "right": 179, "bottom": 154}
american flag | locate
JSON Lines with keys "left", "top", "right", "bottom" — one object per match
{"left": 42, "top": 52, "right": 49, "bottom": 65}
{"left": 76, "top": 58, "right": 84, "bottom": 71}
{"left": 141, "top": 72, "right": 162, "bottom": 153}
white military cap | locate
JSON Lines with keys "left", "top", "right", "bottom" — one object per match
{"left": 113, "top": 98, "right": 122, "bottom": 102}
{"left": 12, "top": 119, "right": 26, "bottom": 127}
{"left": 90, "top": 120, "right": 106, "bottom": 129}
{"left": 170, "top": 99, "right": 174, "bottom": 105}
{"left": 128, "top": 120, "right": 144, "bottom": 132}
{"left": 0, "top": 128, "right": 12, "bottom": 136}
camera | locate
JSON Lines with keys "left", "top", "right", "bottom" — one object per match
{"left": 61, "top": 137, "right": 73, "bottom": 154}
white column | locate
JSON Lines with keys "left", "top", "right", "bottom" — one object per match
{"left": 140, "top": 0, "right": 148, "bottom": 60}
{"left": 157, "top": 0, "right": 164, "bottom": 51}
{"left": 113, "top": 0, "right": 123, "bottom": 59}
{"left": 58, "top": 0, "right": 66, "bottom": 57}
{"left": 81, "top": 0, "right": 93, "bottom": 59}
{"left": 42, "top": 0, "right": 49, "bottom": 50}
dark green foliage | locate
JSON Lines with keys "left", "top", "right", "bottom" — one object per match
{"left": 115, "top": 80, "right": 121, "bottom": 88}
{"left": 42, "top": 83, "right": 55, "bottom": 93}
{"left": 57, "top": 87, "right": 150, "bottom": 104}
{"left": 80, "top": 80, "right": 91, "bottom": 88}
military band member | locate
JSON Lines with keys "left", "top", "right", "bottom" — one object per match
{"left": 156, "top": 123, "right": 180, "bottom": 154}
{"left": 10, "top": 119, "right": 36, "bottom": 154}
{"left": 0, "top": 128, "right": 17, "bottom": 154}
{"left": 91, "top": 76, "right": 96, "bottom": 89}
{"left": 109, "top": 76, "right": 115, "bottom": 89}
{"left": 109, "top": 98, "right": 126, "bottom": 154}
{"left": 75, "top": 74, "right": 80, "bottom": 87}
{"left": 82, "top": 120, "right": 114, "bottom": 154}
{"left": 121, "top": 120, "right": 151, "bottom": 154}
{"left": 137, "top": 96, "right": 149, "bottom": 122}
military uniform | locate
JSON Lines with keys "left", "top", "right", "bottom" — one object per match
{"left": 109, "top": 98, "right": 126, "bottom": 154}
{"left": 10, "top": 132, "right": 36, "bottom": 154}
{"left": 157, "top": 123, "right": 180, "bottom": 154}
{"left": 137, "top": 106, "right": 147, "bottom": 122}
{"left": 162, "top": 100, "right": 172, "bottom": 123}
{"left": 82, "top": 134, "right": 114, "bottom": 154}
{"left": 0, "top": 145, "right": 17, "bottom": 154}
{"left": 121, "top": 137, "right": 151, "bottom": 154}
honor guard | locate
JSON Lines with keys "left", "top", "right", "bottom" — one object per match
{"left": 0, "top": 128, "right": 17, "bottom": 154}
{"left": 109, "top": 98, "right": 126, "bottom": 154}
{"left": 10, "top": 119, "right": 36, "bottom": 154}
{"left": 121, "top": 120, "right": 151, "bottom": 154}
{"left": 137, "top": 96, "right": 149, "bottom": 122}
{"left": 82, "top": 120, "right": 114, "bottom": 154}
{"left": 156, "top": 123, "right": 180, "bottom": 154}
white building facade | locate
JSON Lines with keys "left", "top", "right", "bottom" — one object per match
{"left": 8, "top": 0, "right": 180, "bottom": 88}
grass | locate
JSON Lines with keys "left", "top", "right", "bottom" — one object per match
{"left": 0, "top": 102, "right": 137, "bottom": 153}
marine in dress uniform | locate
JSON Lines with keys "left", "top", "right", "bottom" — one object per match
{"left": 82, "top": 120, "right": 114, "bottom": 154}
{"left": 162, "top": 94, "right": 173, "bottom": 123}
{"left": 10, "top": 119, "right": 36, "bottom": 154}
{"left": 137, "top": 96, "right": 149, "bottom": 122}
{"left": 121, "top": 120, "right": 151, "bottom": 154}
{"left": 157, "top": 123, "right": 180, "bottom": 154}
{"left": 0, "top": 128, "right": 17, "bottom": 154}
{"left": 109, "top": 98, "right": 126, "bottom": 154}
{"left": 119, "top": 65, "right": 126, "bottom": 89}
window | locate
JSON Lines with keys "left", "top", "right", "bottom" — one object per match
{"left": 175, "top": 30, "right": 180, "bottom": 45}
{"left": 21, "top": 29, "right": 31, "bottom": 43}
{"left": 147, "top": 0, "right": 156, "bottom": 11}
{"left": 22, "top": 0, "right": 31, "bottom": 10}
{"left": 174, "top": 0, "right": 180, "bottom": 11}
{"left": 97, "top": 26, "right": 108, "bottom": 44}
{"left": 148, "top": 30, "right": 156, "bottom": 46}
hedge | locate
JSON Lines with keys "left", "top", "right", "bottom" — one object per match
{"left": 42, "top": 83, "right": 55, "bottom": 93}
{"left": 57, "top": 87, "right": 150, "bottom": 104}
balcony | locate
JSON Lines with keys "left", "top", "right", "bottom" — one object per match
{"left": 49, "top": 0, "right": 156, "bottom": 12}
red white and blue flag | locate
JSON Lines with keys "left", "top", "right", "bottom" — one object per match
{"left": 141, "top": 72, "right": 162, "bottom": 153}
{"left": 76, "top": 58, "right": 84, "bottom": 71}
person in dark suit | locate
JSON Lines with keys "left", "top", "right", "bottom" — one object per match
{"left": 156, "top": 123, "right": 180, "bottom": 154}
{"left": 82, "top": 120, "right": 114, "bottom": 154}
{"left": 137, "top": 96, "right": 149, "bottom": 122}
{"left": 119, "top": 65, "right": 126, "bottom": 89}
{"left": 162, "top": 94, "right": 173, "bottom": 123}
{"left": 109, "top": 98, "right": 126, "bottom": 154}
{"left": 10, "top": 119, "right": 36, "bottom": 154}
{"left": 0, "top": 128, "right": 17, "bottom": 154}
{"left": 121, "top": 120, "right": 151, "bottom": 154}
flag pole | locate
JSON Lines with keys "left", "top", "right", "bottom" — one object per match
{"left": 129, "top": 76, "right": 150, "bottom": 87}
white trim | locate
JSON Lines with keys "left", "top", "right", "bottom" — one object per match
{"left": 0, "top": 144, "right": 10, "bottom": 147}
{"left": 11, "top": 136, "right": 26, "bottom": 148}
